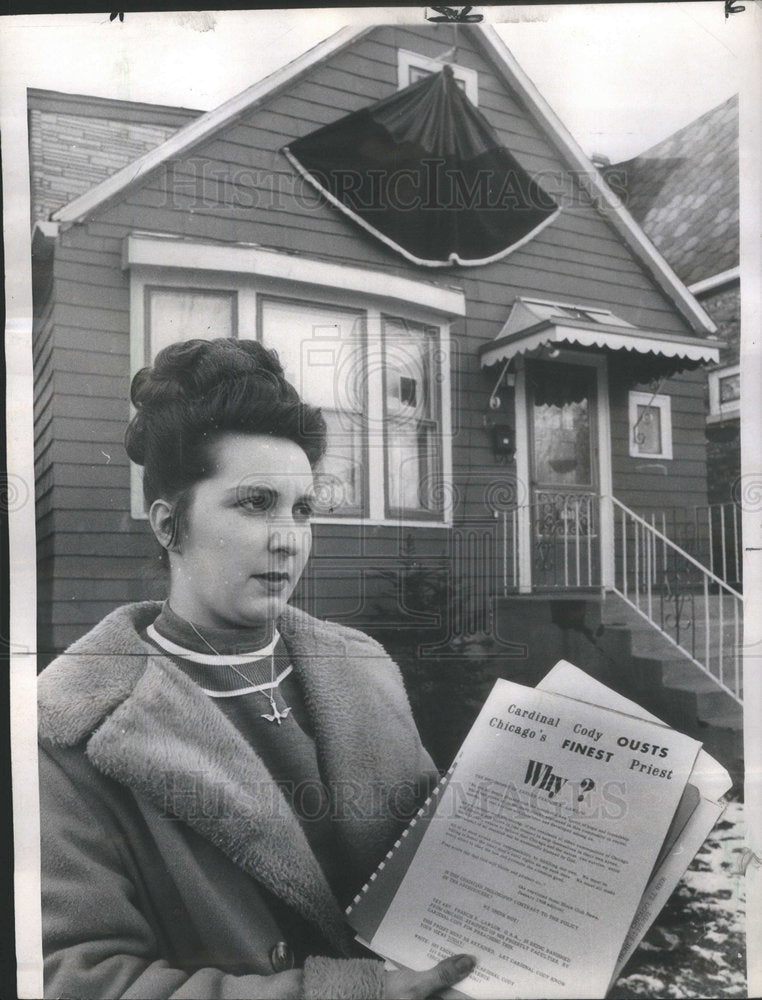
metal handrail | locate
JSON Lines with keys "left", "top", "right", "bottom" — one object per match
{"left": 612, "top": 497, "right": 743, "bottom": 598}
{"left": 611, "top": 495, "right": 743, "bottom": 704}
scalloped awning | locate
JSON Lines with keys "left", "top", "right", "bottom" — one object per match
{"left": 479, "top": 297, "right": 722, "bottom": 378}
{"left": 283, "top": 65, "right": 559, "bottom": 268}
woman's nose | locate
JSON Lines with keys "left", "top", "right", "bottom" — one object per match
{"left": 267, "top": 520, "right": 308, "bottom": 554}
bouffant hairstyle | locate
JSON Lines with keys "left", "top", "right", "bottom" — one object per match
{"left": 125, "top": 338, "right": 326, "bottom": 550}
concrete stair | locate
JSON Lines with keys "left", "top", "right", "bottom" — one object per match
{"left": 597, "top": 593, "right": 743, "bottom": 791}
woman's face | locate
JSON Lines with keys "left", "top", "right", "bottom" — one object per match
{"left": 164, "top": 433, "right": 314, "bottom": 629}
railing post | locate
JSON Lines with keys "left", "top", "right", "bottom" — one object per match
{"left": 704, "top": 576, "right": 710, "bottom": 676}
{"left": 734, "top": 597, "right": 741, "bottom": 698}
{"left": 621, "top": 506, "right": 627, "bottom": 600}
{"left": 563, "top": 496, "right": 569, "bottom": 587}
{"left": 574, "top": 496, "right": 581, "bottom": 588}
{"left": 718, "top": 589, "right": 724, "bottom": 690}
{"left": 512, "top": 509, "right": 518, "bottom": 591}
{"left": 610, "top": 494, "right": 743, "bottom": 705}
{"left": 634, "top": 519, "right": 640, "bottom": 609}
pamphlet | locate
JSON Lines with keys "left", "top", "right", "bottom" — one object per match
{"left": 347, "top": 669, "right": 711, "bottom": 999}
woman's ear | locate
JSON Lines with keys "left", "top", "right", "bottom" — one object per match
{"left": 149, "top": 499, "right": 177, "bottom": 553}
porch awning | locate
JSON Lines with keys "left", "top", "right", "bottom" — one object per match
{"left": 479, "top": 298, "right": 722, "bottom": 377}
{"left": 283, "top": 66, "right": 559, "bottom": 268}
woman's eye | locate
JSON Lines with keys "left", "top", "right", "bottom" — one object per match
{"left": 293, "top": 500, "right": 314, "bottom": 521}
{"left": 238, "top": 489, "right": 275, "bottom": 513}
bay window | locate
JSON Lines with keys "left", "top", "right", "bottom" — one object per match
{"left": 127, "top": 234, "right": 461, "bottom": 524}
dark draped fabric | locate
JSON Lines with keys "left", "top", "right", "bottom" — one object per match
{"left": 284, "top": 66, "right": 559, "bottom": 267}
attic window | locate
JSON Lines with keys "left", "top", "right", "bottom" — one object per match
{"left": 397, "top": 48, "right": 478, "bottom": 104}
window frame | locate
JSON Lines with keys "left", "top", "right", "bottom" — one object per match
{"left": 381, "top": 315, "right": 443, "bottom": 521}
{"left": 628, "top": 390, "right": 673, "bottom": 460}
{"left": 144, "top": 285, "right": 239, "bottom": 363}
{"left": 126, "top": 235, "right": 460, "bottom": 527}
{"left": 708, "top": 364, "right": 741, "bottom": 421}
{"left": 257, "top": 293, "right": 370, "bottom": 520}
{"left": 397, "top": 48, "right": 479, "bottom": 104}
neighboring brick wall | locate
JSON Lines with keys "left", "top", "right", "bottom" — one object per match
{"left": 700, "top": 282, "right": 740, "bottom": 507}
{"left": 699, "top": 284, "right": 740, "bottom": 367}
{"left": 706, "top": 426, "right": 740, "bottom": 506}
{"left": 29, "top": 110, "right": 183, "bottom": 222}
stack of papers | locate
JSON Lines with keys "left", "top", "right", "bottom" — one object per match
{"left": 347, "top": 661, "right": 730, "bottom": 999}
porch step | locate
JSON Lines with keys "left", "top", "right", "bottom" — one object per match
{"left": 598, "top": 593, "right": 743, "bottom": 789}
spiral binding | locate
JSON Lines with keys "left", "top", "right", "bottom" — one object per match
{"left": 346, "top": 761, "right": 459, "bottom": 914}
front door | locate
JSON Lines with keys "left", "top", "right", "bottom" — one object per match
{"left": 526, "top": 359, "right": 601, "bottom": 590}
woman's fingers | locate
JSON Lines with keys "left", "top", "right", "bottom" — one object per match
{"left": 384, "top": 953, "right": 476, "bottom": 998}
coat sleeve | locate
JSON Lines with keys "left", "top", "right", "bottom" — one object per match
{"left": 40, "top": 745, "right": 386, "bottom": 1000}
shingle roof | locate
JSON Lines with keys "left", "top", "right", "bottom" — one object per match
{"left": 605, "top": 96, "right": 738, "bottom": 287}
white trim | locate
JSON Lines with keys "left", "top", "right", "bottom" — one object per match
{"left": 397, "top": 48, "right": 479, "bottom": 104}
{"left": 708, "top": 364, "right": 741, "bottom": 418}
{"left": 283, "top": 146, "right": 561, "bottom": 268}
{"left": 146, "top": 622, "right": 280, "bottom": 665}
{"left": 476, "top": 24, "right": 716, "bottom": 337}
{"left": 126, "top": 259, "right": 455, "bottom": 527}
{"left": 628, "top": 391, "right": 673, "bottom": 461}
{"left": 124, "top": 232, "right": 466, "bottom": 317}
{"left": 365, "top": 311, "right": 385, "bottom": 522}
{"left": 479, "top": 323, "right": 721, "bottom": 369}
{"left": 689, "top": 267, "right": 741, "bottom": 296}
{"left": 595, "top": 357, "right": 614, "bottom": 590}
{"left": 311, "top": 517, "right": 452, "bottom": 529}
{"left": 47, "top": 21, "right": 714, "bottom": 334}
{"left": 129, "top": 270, "right": 145, "bottom": 519}
{"left": 31, "top": 220, "right": 58, "bottom": 241}
{"left": 513, "top": 357, "right": 532, "bottom": 594}
{"left": 51, "top": 26, "right": 372, "bottom": 224}
{"left": 439, "top": 322, "right": 455, "bottom": 525}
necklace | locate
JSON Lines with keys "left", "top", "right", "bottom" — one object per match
{"left": 185, "top": 619, "right": 293, "bottom": 726}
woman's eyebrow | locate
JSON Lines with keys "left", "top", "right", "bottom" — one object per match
{"left": 228, "top": 484, "right": 277, "bottom": 500}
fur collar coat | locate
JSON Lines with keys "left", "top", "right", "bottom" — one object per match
{"left": 38, "top": 601, "right": 437, "bottom": 999}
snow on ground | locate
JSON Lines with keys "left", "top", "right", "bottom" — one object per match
{"left": 609, "top": 802, "right": 746, "bottom": 998}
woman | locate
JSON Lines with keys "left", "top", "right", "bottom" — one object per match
{"left": 37, "top": 338, "right": 476, "bottom": 999}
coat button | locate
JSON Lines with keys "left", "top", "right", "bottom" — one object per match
{"left": 270, "top": 941, "right": 294, "bottom": 972}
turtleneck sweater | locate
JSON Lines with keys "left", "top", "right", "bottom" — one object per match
{"left": 141, "top": 603, "right": 347, "bottom": 911}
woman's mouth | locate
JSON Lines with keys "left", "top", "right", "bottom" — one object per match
{"left": 252, "top": 572, "right": 290, "bottom": 591}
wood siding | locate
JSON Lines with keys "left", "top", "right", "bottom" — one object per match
{"left": 33, "top": 25, "right": 711, "bottom": 654}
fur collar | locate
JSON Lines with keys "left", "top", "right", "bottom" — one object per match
{"left": 38, "top": 602, "right": 426, "bottom": 952}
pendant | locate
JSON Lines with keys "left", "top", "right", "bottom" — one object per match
{"left": 262, "top": 695, "right": 292, "bottom": 725}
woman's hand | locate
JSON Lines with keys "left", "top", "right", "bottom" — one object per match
{"left": 383, "top": 953, "right": 476, "bottom": 998}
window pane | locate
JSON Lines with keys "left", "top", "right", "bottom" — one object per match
{"left": 719, "top": 372, "right": 740, "bottom": 405}
{"left": 530, "top": 364, "right": 594, "bottom": 487}
{"left": 635, "top": 404, "right": 662, "bottom": 455}
{"left": 147, "top": 289, "right": 235, "bottom": 361}
{"left": 260, "top": 298, "right": 365, "bottom": 515}
{"left": 383, "top": 317, "right": 441, "bottom": 515}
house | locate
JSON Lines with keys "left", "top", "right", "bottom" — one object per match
{"left": 29, "top": 24, "right": 741, "bottom": 778}
{"left": 603, "top": 95, "right": 741, "bottom": 586}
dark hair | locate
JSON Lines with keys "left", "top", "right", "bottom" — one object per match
{"left": 125, "top": 338, "right": 326, "bottom": 548}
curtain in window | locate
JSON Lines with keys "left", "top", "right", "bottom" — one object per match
{"left": 260, "top": 299, "right": 365, "bottom": 515}
{"left": 284, "top": 66, "right": 559, "bottom": 267}
{"left": 147, "top": 289, "right": 236, "bottom": 360}
{"left": 383, "top": 318, "right": 441, "bottom": 515}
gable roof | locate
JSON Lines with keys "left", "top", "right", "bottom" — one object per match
{"left": 604, "top": 96, "right": 739, "bottom": 288}
{"left": 48, "top": 23, "right": 715, "bottom": 336}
